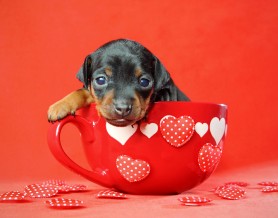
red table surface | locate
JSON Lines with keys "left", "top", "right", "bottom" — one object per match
{"left": 1, "top": 161, "right": 277, "bottom": 218}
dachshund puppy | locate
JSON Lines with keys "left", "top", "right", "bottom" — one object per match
{"left": 48, "top": 39, "right": 189, "bottom": 127}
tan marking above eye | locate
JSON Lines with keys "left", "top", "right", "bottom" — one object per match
{"left": 134, "top": 68, "right": 142, "bottom": 78}
{"left": 105, "top": 67, "right": 113, "bottom": 77}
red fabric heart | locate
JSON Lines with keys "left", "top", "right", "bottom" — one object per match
{"left": 24, "top": 184, "right": 58, "bottom": 198}
{"left": 261, "top": 186, "right": 278, "bottom": 193}
{"left": 45, "top": 198, "right": 84, "bottom": 209}
{"left": 116, "top": 155, "right": 151, "bottom": 183}
{"left": 225, "top": 182, "right": 249, "bottom": 187}
{"left": 42, "top": 179, "right": 66, "bottom": 186}
{"left": 216, "top": 185, "right": 246, "bottom": 200}
{"left": 0, "top": 191, "right": 27, "bottom": 202}
{"left": 97, "top": 190, "right": 128, "bottom": 199}
{"left": 198, "top": 143, "right": 222, "bottom": 172}
{"left": 258, "top": 181, "right": 278, "bottom": 186}
{"left": 178, "top": 196, "right": 212, "bottom": 204}
{"left": 160, "top": 115, "right": 194, "bottom": 147}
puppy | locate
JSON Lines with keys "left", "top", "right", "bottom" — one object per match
{"left": 48, "top": 39, "right": 189, "bottom": 127}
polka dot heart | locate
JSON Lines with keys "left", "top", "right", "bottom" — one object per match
{"left": 24, "top": 184, "right": 58, "bottom": 198}
{"left": 45, "top": 198, "right": 84, "bottom": 209}
{"left": 216, "top": 185, "right": 246, "bottom": 200}
{"left": 0, "top": 191, "right": 27, "bottom": 202}
{"left": 198, "top": 143, "right": 222, "bottom": 172}
{"left": 160, "top": 115, "right": 195, "bottom": 147}
{"left": 97, "top": 190, "right": 128, "bottom": 199}
{"left": 116, "top": 155, "right": 151, "bottom": 183}
{"left": 178, "top": 196, "right": 212, "bottom": 206}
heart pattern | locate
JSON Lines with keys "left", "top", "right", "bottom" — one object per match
{"left": 160, "top": 115, "right": 195, "bottom": 147}
{"left": 0, "top": 191, "right": 27, "bottom": 201}
{"left": 210, "top": 117, "right": 226, "bottom": 145}
{"left": 45, "top": 198, "right": 84, "bottom": 208}
{"left": 140, "top": 123, "right": 158, "bottom": 138}
{"left": 96, "top": 190, "right": 128, "bottom": 199}
{"left": 116, "top": 155, "right": 150, "bottom": 183}
{"left": 215, "top": 185, "right": 246, "bottom": 200}
{"left": 106, "top": 122, "right": 138, "bottom": 145}
{"left": 195, "top": 122, "right": 208, "bottom": 137}
{"left": 25, "top": 184, "right": 58, "bottom": 198}
{"left": 198, "top": 143, "right": 222, "bottom": 172}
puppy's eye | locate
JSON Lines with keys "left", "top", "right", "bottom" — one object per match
{"left": 95, "top": 76, "right": 107, "bottom": 86}
{"left": 139, "top": 78, "right": 151, "bottom": 88}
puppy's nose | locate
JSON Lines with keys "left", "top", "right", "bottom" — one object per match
{"left": 114, "top": 103, "right": 132, "bottom": 117}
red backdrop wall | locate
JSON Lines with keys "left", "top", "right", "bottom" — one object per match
{"left": 0, "top": 0, "right": 277, "bottom": 181}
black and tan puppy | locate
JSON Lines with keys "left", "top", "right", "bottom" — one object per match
{"left": 48, "top": 39, "right": 189, "bottom": 126}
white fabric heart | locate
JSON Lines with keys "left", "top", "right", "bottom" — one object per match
{"left": 195, "top": 122, "right": 208, "bottom": 137}
{"left": 106, "top": 122, "right": 138, "bottom": 145}
{"left": 210, "top": 117, "right": 226, "bottom": 145}
{"left": 140, "top": 123, "right": 158, "bottom": 138}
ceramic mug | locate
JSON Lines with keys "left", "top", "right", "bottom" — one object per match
{"left": 47, "top": 102, "right": 227, "bottom": 195}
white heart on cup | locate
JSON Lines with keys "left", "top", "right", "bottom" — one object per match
{"left": 195, "top": 122, "right": 208, "bottom": 137}
{"left": 106, "top": 122, "right": 138, "bottom": 145}
{"left": 210, "top": 117, "right": 226, "bottom": 145}
{"left": 140, "top": 123, "right": 158, "bottom": 138}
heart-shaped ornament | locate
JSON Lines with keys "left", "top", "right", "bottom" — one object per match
{"left": 216, "top": 185, "right": 246, "bottom": 200}
{"left": 195, "top": 122, "right": 208, "bottom": 137}
{"left": 24, "top": 184, "right": 58, "bottom": 198}
{"left": 116, "top": 155, "right": 150, "bottom": 183}
{"left": 261, "top": 186, "right": 278, "bottom": 193}
{"left": 45, "top": 198, "right": 84, "bottom": 208}
{"left": 140, "top": 123, "right": 158, "bottom": 138}
{"left": 160, "top": 115, "right": 195, "bottom": 147}
{"left": 97, "top": 190, "right": 128, "bottom": 199}
{"left": 210, "top": 117, "right": 226, "bottom": 145}
{"left": 198, "top": 143, "right": 222, "bottom": 172}
{"left": 106, "top": 122, "right": 138, "bottom": 145}
{"left": 0, "top": 191, "right": 27, "bottom": 202}
{"left": 178, "top": 196, "right": 212, "bottom": 204}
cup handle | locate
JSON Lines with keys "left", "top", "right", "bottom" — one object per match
{"left": 47, "top": 115, "right": 113, "bottom": 187}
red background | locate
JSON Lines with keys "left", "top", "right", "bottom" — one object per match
{"left": 0, "top": 0, "right": 277, "bottom": 181}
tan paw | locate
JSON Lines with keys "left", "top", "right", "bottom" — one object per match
{"left": 47, "top": 101, "right": 76, "bottom": 122}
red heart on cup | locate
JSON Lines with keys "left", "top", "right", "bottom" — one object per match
{"left": 160, "top": 115, "right": 194, "bottom": 147}
{"left": 198, "top": 143, "right": 222, "bottom": 172}
{"left": 116, "top": 155, "right": 151, "bottom": 183}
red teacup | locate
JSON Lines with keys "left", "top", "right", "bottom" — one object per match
{"left": 47, "top": 102, "right": 227, "bottom": 195}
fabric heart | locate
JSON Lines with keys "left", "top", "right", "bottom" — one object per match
{"left": 216, "top": 185, "right": 246, "bottom": 200}
{"left": 24, "top": 184, "right": 58, "bottom": 198}
{"left": 258, "top": 181, "right": 278, "bottom": 186}
{"left": 96, "top": 190, "right": 128, "bottom": 199}
{"left": 106, "top": 122, "right": 138, "bottom": 145}
{"left": 42, "top": 179, "right": 66, "bottom": 186}
{"left": 178, "top": 196, "right": 212, "bottom": 205}
{"left": 0, "top": 191, "right": 27, "bottom": 202}
{"left": 210, "top": 117, "right": 226, "bottom": 145}
{"left": 45, "top": 198, "right": 84, "bottom": 208}
{"left": 225, "top": 182, "right": 249, "bottom": 187}
{"left": 116, "top": 155, "right": 151, "bottom": 183}
{"left": 195, "top": 122, "right": 208, "bottom": 137}
{"left": 198, "top": 143, "right": 222, "bottom": 172}
{"left": 160, "top": 115, "right": 194, "bottom": 147}
{"left": 140, "top": 123, "right": 158, "bottom": 138}
{"left": 261, "top": 186, "right": 278, "bottom": 193}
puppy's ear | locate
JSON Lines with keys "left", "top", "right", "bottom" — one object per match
{"left": 76, "top": 55, "right": 93, "bottom": 89}
{"left": 153, "top": 56, "right": 171, "bottom": 93}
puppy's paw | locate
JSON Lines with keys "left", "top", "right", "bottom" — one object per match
{"left": 47, "top": 101, "right": 76, "bottom": 122}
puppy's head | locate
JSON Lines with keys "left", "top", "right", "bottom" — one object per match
{"left": 77, "top": 39, "right": 170, "bottom": 127}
